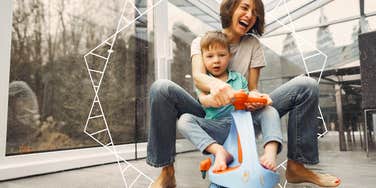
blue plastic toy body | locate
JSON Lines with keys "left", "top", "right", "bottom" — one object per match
{"left": 206, "top": 110, "right": 280, "bottom": 188}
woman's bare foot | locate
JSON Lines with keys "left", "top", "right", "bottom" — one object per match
{"left": 260, "top": 141, "right": 278, "bottom": 171}
{"left": 212, "top": 146, "right": 233, "bottom": 172}
{"left": 286, "top": 160, "right": 341, "bottom": 187}
{"left": 151, "top": 165, "right": 176, "bottom": 188}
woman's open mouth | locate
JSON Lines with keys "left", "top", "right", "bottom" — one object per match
{"left": 239, "top": 20, "right": 249, "bottom": 30}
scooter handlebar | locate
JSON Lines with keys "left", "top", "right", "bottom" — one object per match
{"left": 232, "top": 91, "right": 267, "bottom": 110}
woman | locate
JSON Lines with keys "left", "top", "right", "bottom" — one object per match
{"left": 147, "top": 0, "right": 340, "bottom": 187}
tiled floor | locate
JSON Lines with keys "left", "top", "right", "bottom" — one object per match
{"left": 1, "top": 132, "right": 376, "bottom": 188}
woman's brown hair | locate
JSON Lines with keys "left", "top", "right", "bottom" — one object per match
{"left": 220, "top": 0, "right": 265, "bottom": 36}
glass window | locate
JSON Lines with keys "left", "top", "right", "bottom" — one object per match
{"left": 261, "top": 35, "right": 287, "bottom": 55}
{"left": 7, "top": 0, "right": 155, "bottom": 155}
{"left": 367, "top": 16, "right": 376, "bottom": 31}
{"left": 168, "top": 2, "right": 216, "bottom": 97}
{"left": 266, "top": 0, "right": 361, "bottom": 37}
{"left": 291, "top": 0, "right": 359, "bottom": 29}
{"left": 167, "top": 1, "right": 218, "bottom": 142}
{"left": 261, "top": 19, "right": 364, "bottom": 135}
{"left": 365, "top": 0, "right": 376, "bottom": 15}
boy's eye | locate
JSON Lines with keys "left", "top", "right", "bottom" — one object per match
{"left": 206, "top": 55, "right": 213, "bottom": 58}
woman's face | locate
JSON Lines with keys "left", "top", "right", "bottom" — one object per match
{"left": 230, "top": 0, "right": 257, "bottom": 36}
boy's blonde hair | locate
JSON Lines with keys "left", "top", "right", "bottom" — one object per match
{"left": 200, "top": 31, "right": 230, "bottom": 53}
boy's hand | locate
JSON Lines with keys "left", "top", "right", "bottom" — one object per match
{"left": 245, "top": 91, "right": 272, "bottom": 111}
{"left": 209, "top": 81, "right": 235, "bottom": 107}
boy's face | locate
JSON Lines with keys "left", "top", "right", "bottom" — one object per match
{"left": 202, "top": 44, "right": 231, "bottom": 77}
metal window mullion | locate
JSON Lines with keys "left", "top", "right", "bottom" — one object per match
{"left": 154, "top": 0, "right": 170, "bottom": 79}
{"left": 0, "top": 0, "right": 12, "bottom": 158}
{"left": 265, "top": 11, "right": 376, "bottom": 38}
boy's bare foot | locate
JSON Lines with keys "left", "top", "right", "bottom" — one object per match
{"left": 286, "top": 159, "right": 341, "bottom": 187}
{"left": 205, "top": 143, "right": 233, "bottom": 173}
{"left": 259, "top": 152, "right": 277, "bottom": 171}
{"left": 212, "top": 146, "right": 233, "bottom": 172}
{"left": 260, "top": 141, "right": 278, "bottom": 171}
{"left": 151, "top": 165, "right": 176, "bottom": 188}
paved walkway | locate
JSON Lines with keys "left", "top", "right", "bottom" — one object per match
{"left": 1, "top": 132, "right": 376, "bottom": 188}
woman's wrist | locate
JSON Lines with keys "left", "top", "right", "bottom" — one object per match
{"left": 209, "top": 79, "right": 228, "bottom": 93}
{"left": 249, "top": 89, "right": 259, "bottom": 94}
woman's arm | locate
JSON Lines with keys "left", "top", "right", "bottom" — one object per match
{"left": 192, "top": 54, "right": 234, "bottom": 107}
{"left": 246, "top": 67, "right": 272, "bottom": 110}
{"left": 191, "top": 54, "right": 215, "bottom": 92}
{"left": 248, "top": 67, "right": 261, "bottom": 91}
{"left": 198, "top": 92, "right": 217, "bottom": 108}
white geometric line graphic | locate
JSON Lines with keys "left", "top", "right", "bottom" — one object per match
{"left": 83, "top": 0, "right": 164, "bottom": 187}
{"left": 262, "top": 0, "right": 329, "bottom": 187}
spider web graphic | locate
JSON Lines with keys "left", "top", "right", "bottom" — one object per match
{"left": 83, "top": 0, "right": 164, "bottom": 187}
{"left": 262, "top": 0, "right": 329, "bottom": 187}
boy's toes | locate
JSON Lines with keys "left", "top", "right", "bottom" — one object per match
{"left": 219, "top": 164, "right": 227, "bottom": 171}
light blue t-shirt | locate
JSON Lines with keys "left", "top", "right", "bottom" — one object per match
{"left": 196, "top": 70, "right": 249, "bottom": 120}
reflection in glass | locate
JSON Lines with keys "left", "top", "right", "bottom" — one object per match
{"left": 168, "top": 2, "right": 216, "bottom": 141}
{"left": 7, "top": 0, "right": 154, "bottom": 155}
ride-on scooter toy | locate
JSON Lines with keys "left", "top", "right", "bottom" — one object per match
{"left": 199, "top": 91, "right": 280, "bottom": 188}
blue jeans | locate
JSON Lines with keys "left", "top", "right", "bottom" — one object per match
{"left": 147, "top": 76, "right": 319, "bottom": 167}
{"left": 177, "top": 105, "right": 283, "bottom": 155}
{"left": 270, "top": 76, "right": 319, "bottom": 164}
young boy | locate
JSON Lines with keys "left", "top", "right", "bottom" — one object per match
{"left": 177, "top": 31, "right": 283, "bottom": 172}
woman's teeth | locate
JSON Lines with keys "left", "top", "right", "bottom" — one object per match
{"left": 239, "top": 21, "right": 249, "bottom": 27}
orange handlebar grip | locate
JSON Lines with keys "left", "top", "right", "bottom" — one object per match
{"left": 199, "top": 158, "right": 212, "bottom": 179}
{"left": 233, "top": 92, "right": 248, "bottom": 110}
{"left": 200, "top": 158, "right": 212, "bottom": 171}
{"left": 247, "top": 97, "right": 267, "bottom": 104}
{"left": 232, "top": 91, "right": 267, "bottom": 110}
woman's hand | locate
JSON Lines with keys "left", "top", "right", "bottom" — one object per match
{"left": 198, "top": 94, "right": 217, "bottom": 108}
{"left": 245, "top": 91, "right": 272, "bottom": 111}
{"left": 208, "top": 81, "right": 235, "bottom": 108}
